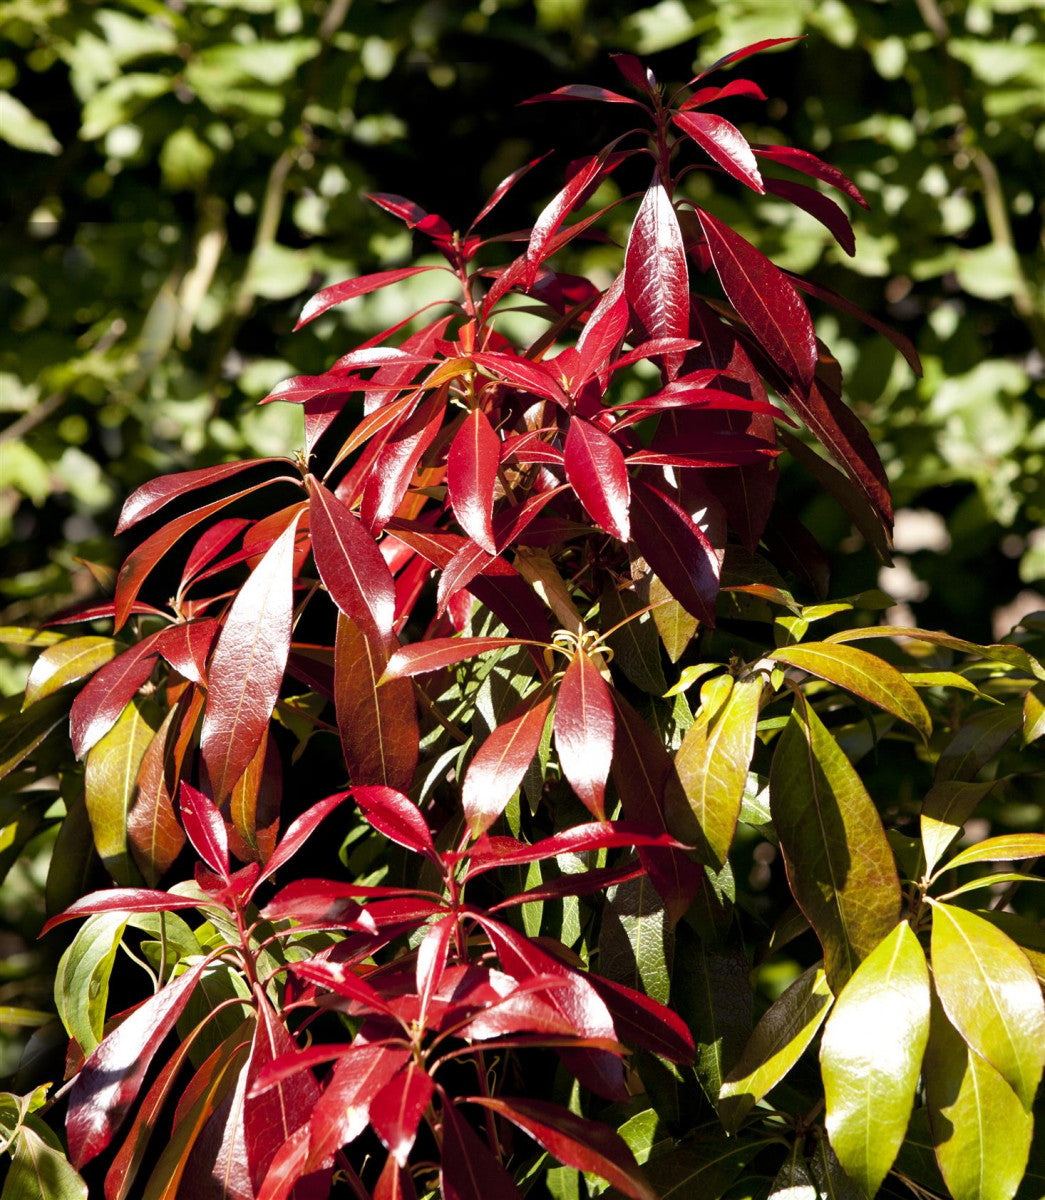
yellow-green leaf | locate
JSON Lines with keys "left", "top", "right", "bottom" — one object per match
{"left": 820, "top": 922, "right": 930, "bottom": 1196}
{"left": 920, "top": 780, "right": 996, "bottom": 876}
{"left": 769, "top": 693, "right": 901, "bottom": 991}
{"left": 771, "top": 641, "right": 931, "bottom": 741}
{"left": 675, "top": 675, "right": 761, "bottom": 868}
{"left": 54, "top": 913, "right": 128, "bottom": 1055}
{"left": 719, "top": 964, "right": 833, "bottom": 1133}
{"left": 650, "top": 574, "right": 697, "bottom": 663}
{"left": 23, "top": 637, "right": 121, "bottom": 708}
{"left": 925, "top": 993, "right": 1032, "bottom": 1200}
{"left": 825, "top": 626, "right": 1045, "bottom": 683}
{"left": 1, "top": 1123, "right": 88, "bottom": 1200}
{"left": 1024, "top": 682, "right": 1045, "bottom": 744}
{"left": 930, "top": 902, "right": 1045, "bottom": 1109}
{"left": 938, "top": 833, "right": 1045, "bottom": 876}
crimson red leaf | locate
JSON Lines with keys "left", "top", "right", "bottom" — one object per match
{"left": 586, "top": 973, "right": 695, "bottom": 1063}
{"left": 178, "top": 781, "right": 230, "bottom": 879}
{"left": 525, "top": 151, "right": 613, "bottom": 284}
{"left": 466, "top": 821, "right": 687, "bottom": 879}
{"left": 764, "top": 177, "right": 855, "bottom": 255}
{"left": 70, "top": 633, "right": 162, "bottom": 758}
{"left": 296, "top": 267, "right": 444, "bottom": 329}
{"left": 469, "top": 153, "right": 550, "bottom": 231}
{"left": 361, "top": 387, "right": 447, "bottom": 534}
{"left": 255, "top": 791, "right": 351, "bottom": 887}
{"left": 490, "top": 861, "right": 645, "bottom": 910}
{"left": 383, "top": 636, "right": 537, "bottom": 680}
{"left": 352, "top": 784, "right": 437, "bottom": 860}
{"left": 261, "top": 878, "right": 425, "bottom": 928}
{"left": 672, "top": 111, "right": 764, "bottom": 192}
{"left": 524, "top": 84, "right": 642, "bottom": 106}
{"left": 553, "top": 650, "right": 614, "bottom": 820}
{"left": 254, "top": 1127, "right": 311, "bottom": 1200}
{"left": 573, "top": 271, "right": 628, "bottom": 386}
{"left": 40, "top": 888, "right": 205, "bottom": 935}
{"left": 417, "top": 914, "right": 456, "bottom": 1017}
{"left": 200, "top": 513, "right": 300, "bottom": 803}
{"left": 682, "top": 78, "right": 766, "bottom": 107}
{"left": 447, "top": 408, "right": 500, "bottom": 554}
{"left": 754, "top": 143, "right": 869, "bottom": 208}
{"left": 374, "top": 1154, "right": 418, "bottom": 1200}
{"left": 564, "top": 418, "right": 630, "bottom": 541}
{"left": 309, "top": 477, "right": 396, "bottom": 638}
{"left": 183, "top": 518, "right": 251, "bottom": 587}
{"left": 696, "top": 205, "right": 817, "bottom": 390}
{"left": 470, "top": 351, "right": 568, "bottom": 407}
{"left": 440, "top": 1099, "right": 524, "bottom": 1200}
{"left": 436, "top": 540, "right": 497, "bottom": 614}
{"left": 292, "top": 959, "right": 395, "bottom": 1015}
{"left": 366, "top": 192, "right": 453, "bottom": 239}
{"left": 370, "top": 1061, "right": 435, "bottom": 1167}
{"left": 694, "top": 36, "right": 802, "bottom": 81}
{"left": 116, "top": 460, "right": 284, "bottom": 534}
{"left": 462, "top": 694, "right": 553, "bottom": 836}
{"left": 466, "top": 1097, "right": 655, "bottom": 1200}
{"left": 612, "top": 53, "right": 653, "bottom": 93}
{"left": 630, "top": 481, "right": 720, "bottom": 624}
{"left": 153, "top": 619, "right": 219, "bottom": 685}
{"left": 67, "top": 959, "right": 209, "bottom": 1168}
{"left": 625, "top": 176, "right": 689, "bottom": 362}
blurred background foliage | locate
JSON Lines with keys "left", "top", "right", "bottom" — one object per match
{"left": 1, "top": 0, "right": 1043, "bottom": 1078}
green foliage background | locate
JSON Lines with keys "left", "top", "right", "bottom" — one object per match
{"left": 1, "top": 0, "right": 1043, "bottom": 1095}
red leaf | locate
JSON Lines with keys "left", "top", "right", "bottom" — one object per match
{"left": 352, "top": 785, "right": 437, "bottom": 860}
{"left": 447, "top": 408, "right": 500, "bottom": 554}
{"left": 553, "top": 651, "right": 614, "bottom": 820}
{"left": 586, "top": 973, "right": 695, "bottom": 1064}
{"left": 383, "top": 636, "right": 537, "bottom": 680}
{"left": 439, "top": 1100, "right": 524, "bottom": 1200}
{"left": 255, "top": 791, "right": 351, "bottom": 887}
{"left": 573, "top": 271, "right": 628, "bottom": 386}
{"left": 296, "top": 267, "right": 444, "bottom": 330}
{"left": 374, "top": 1154, "right": 418, "bottom": 1200}
{"left": 254, "top": 1127, "right": 311, "bottom": 1200}
{"left": 564, "top": 418, "right": 630, "bottom": 541}
{"left": 466, "top": 1097, "right": 655, "bottom": 1200}
{"left": 490, "top": 860, "right": 646, "bottom": 909}
{"left": 116, "top": 460, "right": 284, "bottom": 534}
{"left": 694, "top": 36, "right": 802, "bottom": 82}
{"left": 366, "top": 192, "right": 453, "bottom": 239}
{"left": 178, "top": 781, "right": 230, "bottom": 879}
{"left": 525, "top": 151, "right": 613, "bottom": 283}
{"left": 309, "top": 477, "right": 396, "bottom": 638}
{"left": 67, "top": 960, "right": 209, "bottom": 1167}
{"left": 523, "top": 84, "right": 642, "bottom": 106}
{"left": 129, "top": 698, "right": 194, "bottom": 884}
{"left": 681, "top": 78, "right": 766, "bottom": 107}
{"left": 466, "top": 821, "right": 687, "bottom": 879}
{"left": 370, "top": 1060, "right": 435, "bottom": 1167}
{"left": 764, "top": 177, "right": 855, "bottom": 255}
{"left": 417, "top": 914, "right": 456, "bottom": 1017}
{"left": 200, "top": 513, "right": 301, "bottom": 803}
{"left": 754, "top": 143, "right": 869, "bottom": 208}
{"left": 470, "top": 351, "right": 568, "bottom": 407}
{"left": 153, "top": 620, "right": 219, "bottom": 685}
{"left": 292, "top": 959, "right": 395, "bottom": 1016}
{"left": 462, "top": 694, "right": 552, "bottom": 836}
{"left": 261, "top": 878, "right": 425, "bottom": 928}
{"left": 696, "top": 206, "right": 817, "bottom": 390}
{"left": 334, "top": 616, "right": 418, "bottom": 793}
{"left": 672, "top": 111, "right": 764, "bottom": 192}
{"left": 612, "top": 53, "right": 653, "bottom": 93}
{"left": 361, "top": 387, "right": 447, "bottom": 534}
{"left": 40, "top": 888, "right": 205, "bottom": 935}
{"left": 183, "top": 519, "right": 250, "bottom": 584}
{"left": 625, "top": 176, "right": 689, "bottom": 361}
{"left": 629, "top": 481, "right": 720, "bottom": 624}
{"left": 469, "top": 153, "right": 550, "bottom": 232}
{"left": 69, "top": 634, "right": 162, "bottom": 758}
{"left": 436, "top": 540, "right": 497, "bottom": 614}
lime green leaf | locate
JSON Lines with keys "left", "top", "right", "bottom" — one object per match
{"left": 599, "top": 874, "right": 671, "bottom": 1005}
{"left": 1, "top": 1125, "right": 87, "bottom": 1200}
{"left": 825, "top": 626, "right": 1045, "bottom": 683}
{"left": 0, "top": 1008, "right": 52, "bottom": 1028}
{"left": 930, "top": 902, "right": 1045, "bottom": 1109}
{"left": 719, "top": 964, "right": 833, "bottom": 1133}
{"left": 820, "top": 922, "right": 930, "bottom": 1196}
{"left": 23, "top": 637, "right": 121, "bottom": 708}
{"left": 675, "top": 675, "right": 762, "bottom": 868}
{"left": 80, "top": 74, "right": 172, "bottom": 141}
{"left": 939, "top": 872, "right": 1044, "bottom": 901}
{"left": 0, "top": 92, "right": 61, "bottom": 155}
{"left": 650, "top": 575, "right": 697, "bottom": 663}
{"left": 769, "top": 694, "right": 901, "bottom": 991}
{"left": 925, "top": 994, "right": 1032, "bottom": 1200}
{"left": 1023, "top": 683, "right": 1045, "bottom": 744}
{"left": 939, "top": 834, "right": 1045, "bottom": 876}
{"left": 920, "top": 780, "right": 996, "bottom": 876}
{"left": 903, "top": 670, "right": 998, "bottom": 701}
{"left": 771, "top": 641, "right": 931, "bottom": 741}
{"left": 54, "top": 912, "right": 128, "bottom": 1054}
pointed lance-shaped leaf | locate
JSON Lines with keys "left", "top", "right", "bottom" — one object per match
{"left": 630, "top": 482, "right": 720, "bottom": 625}
{"left": 930, "top": 901, "right": 1045, "bottom": 1110}
{"left": 753, "top": 144, "right": 869, "bottom": 209}
{"left": 309, "top": 476, "right": 396, "bottom": 638}
{"left": 177, "top": 782, "right": 230, "bottom": 880}
{"left": 41, "top": 888, "right": 208, "bottom": 935}
{"left": 383, "top": 636, "right": 540, "bottom": 680}
{"left": 23, "top": 636, "right": 122, "bottom": 707}
{"left": 439, "top": 1098, "right": 525, "bottom": 1200}
{"left": 70, "top": 633, "right": 163, "bottom": 759}
{"left": 672, "top": 111, "right": 764, "bottom": 192}
{"left": 564, "top": 418, "right": 630, "bottom": 541}
{"left": 769, "top": 692, "right": 900, "bottom": 992}
{"left": 695, "top": 206, "right": 817, "bottom": 390}
{"left": 463, "top": 693, "right": 553, "bottom": 836}
{"left": 116, "top": 459, "right": 286, "bottom": 534}
{"left": 200, "top": 513, "right": 301, "bottom": 804}
{"left": 820, "top": 922, "right": 931, "bottom": 1196}
{"left": 553, "top": 649, "right": 614, "bottom": 820}
{"left": 447, "top": 408, "right": 500, "bottom": 555}
{"left": 936, "top": 832, "right": 1045, "bottom": 876}
{"left": 369, "top": 1060, "right": 435, "bottom": 1168}
{"left": 764, "top": 178, "right": 855, "bottom": 255}
{"left": 351, "top": 785, "right": 437, "bottom": 861}
{"left": 719, "top": 964, "right": 833, "bottom": 1132}
{"left": 625, "top": 175, "right": 689, "bottom": 368}
{"left": 296, "top": 266, "right": 444, "bottom": 329}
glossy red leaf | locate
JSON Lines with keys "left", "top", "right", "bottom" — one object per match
{"left": 367, "top": 191, "right": 453, "bottom": 239}
{"left": 696, "top": 205, "right": 817, "bottom": 390}
{"left": 612, "top": 52, "right": 653, "bottom": 92}
{"left": 70, "top": 633, "right": 163, "bottom": 758}
{"left": 334, "top": 615, "right": 418, "bottom": 793}
{"left": 296, "top": 266, "right": 444, "bottom": 329}
{"left": 153, "top": 619, "right": 219, "bottom": 685}
{"left": 254, "top": 1127, "right": 312, "bottom": 1200}
{"left": 66, "top": 959, "right": 209, "bottom": 1168}
{"left": 462, "top": 694, "right": 553, "bottom": 836}
{"left": 681, "top": 78, "right": 766, "bottom": 107}
{"left": 630, "top": 481, "right": 720, "bottom": 624}
{"left": 200, "top": 513, "right": 301, "bottom": 803}
{"left": 553, "top": 650, "right": 615, "bottom": 820}
{"left": 447, "top": 408, "right": 500, "bottom": 554}
{"left": 116, "top": 460, "right": 284, "bottom": 534}
{"left": 309, "top": 477, "right": 396, "bottom": 638}
{"left": 292, "top": 958, "right": 395, "bottom": 1015}
{"left": 466, "top": 821, "right": 687, "bottom": 879}
{"left": 573, "top": 270, "right": 628, "bottom": 386}
{"left": 436, "top": 540, "right": 497, "bottom": 613}
{"left": 524, "top": 83, "right": 642, "bottom": 106}
{"left": 361, "top": 386, "right": 447, "bottom": 534}
{"left": 469, "top": 152, "right": 550, "bottom": 231}
{"left": 370, "top": 1060, "right": 435, "bottom": 1167}
{"left": 489, "top": 860, "right": 646, "bottom": 909}
{"left": 470, "top": 351, "right": 568, "bottom": 407}
{"left": 383, "top": 636, "right": 537, "bottom": 680}
{"left": 466, "top": 1097, "right": 655, "bottom": 1200}
{"left": 351, "top": 785, "right": 436, "bottom": 860}
{"left": 440, "top": 1099, "right": 524, "bottom": 1200}
{"left": 261, "top": 878, "right": 426, "bottom": 928}
{"left": 40, "top": 887, "right": 206, "bottom": 935}
{"left": 625, "top": 176, "right": 689, "bottom": 362}
{"left": 754, "top": 143, "right": 869, "bottom": 208}
{"left": 417, "top": 914, "right": 456, "bottom": 1017}
{"left": 525, "top": 150, "right": 614, "bottom": 284}
{"left": 672, "top": 111, "right": 764, "bottom": 192}
{"left": 586, "top": 973, "right": 694, "bottom": 1064}
{"left": 764, "top": 177, "right": 855, "bottom": 255}
{"left": 693, "top": 36, "right": 802, "bottom": 82}
{"left": 129, "top": 695, "right": 196, "bottom": 884}
{"left": 254, "top": 791, "right": 351, "bottom": 887}
{"left": 178, "top": 781, "right": 230, "bottom": 880}
{"left": 564, "top": 418, "right": 630, "bottom": 541}
{"left": 182, "top": 518, "right": 251, "bottom": 585}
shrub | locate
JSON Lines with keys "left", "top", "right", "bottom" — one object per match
{"left": 2, "top": 37, "right": 1043, "bottom": 1200}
